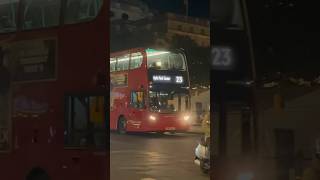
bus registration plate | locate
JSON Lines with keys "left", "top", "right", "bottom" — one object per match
{"left": 165, "top": 127, "right": 176, "bottom": 131}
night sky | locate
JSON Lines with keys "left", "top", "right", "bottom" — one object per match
{"left": 139, "top": 0, "right": 319, "bottom": 78}
{"left": 247, "top": 1, "right": 320, "bottom": 78}
{"left": 141, "top": 0, "right": 209, "bottom": 18}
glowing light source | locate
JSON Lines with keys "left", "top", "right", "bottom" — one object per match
{"left": 149, "top": 115, "right": 156, "bottom": 122}
{"left": 183, "top": 115, "right": 190, "bottom": 121}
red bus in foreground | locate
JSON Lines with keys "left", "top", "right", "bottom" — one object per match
{"left": 110, "top": 48, "right": 192, "bottom": 133}
{"left": 0, "top": 0, "right": 108, "bottom": 179}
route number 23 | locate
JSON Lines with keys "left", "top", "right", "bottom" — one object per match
{"left": 212, "top": 47, "right": 233, "bottom": 67}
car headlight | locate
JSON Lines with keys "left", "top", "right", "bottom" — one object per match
{"left": 149, "top": 115, "right": 156, "bottom": 122}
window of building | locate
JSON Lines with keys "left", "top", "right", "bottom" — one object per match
{"left": 177, "top": 25, "right": 182, "bottom": 31}
{"left": 64, "top": 0, "right": 103, "bottom": 24}
{"left": 64, "top": 95, "right": 106, "bottom": 149}
{"left": 0, "top": 0, "right": 18, "bottom": 33}
{"left": 116, "top": 54, "right": 129, "bottom": 71}
{"left": 22, "top": 0, "right": 60, "bottom": 30}
{"left": 130, "top": 52, "right": 143, "bottom": 69}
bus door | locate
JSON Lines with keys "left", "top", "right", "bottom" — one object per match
{"left": 64, "top": 95, "right": 106, "bottom": 178}
{"left": 128, "top": 90, "right": 145, "bottom": 130}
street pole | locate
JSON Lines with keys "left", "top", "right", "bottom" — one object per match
{"left": 218, "top": 80, "right": 227, "bottom": 157}
{"left": 240, "top": 0, "right": 259, "bottom": 154}
{"left": 211, "top": 76, "right": 228, "bottom": 180}
{"left": 184, "top": 0, "right": 189, "bottom": 16}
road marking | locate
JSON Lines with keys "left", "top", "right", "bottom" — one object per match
{"left": 141, "top": 178, "right": 156, "bottom": 180}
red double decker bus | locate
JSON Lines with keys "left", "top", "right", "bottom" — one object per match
{"left": 0, "top": 0, "right": 108, "bottom": 179}
{"left": 110, "top": 48, "right": 192, "bottom": 133}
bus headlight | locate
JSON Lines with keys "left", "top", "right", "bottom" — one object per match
{"left": 149, "top": 115, "right": 156, "bottom": 122}
{"left": 183, "top": 115, "right": 190, "bottom": 121}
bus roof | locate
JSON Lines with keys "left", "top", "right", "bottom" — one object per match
{"left": 110, "top": 48, "right": 172, "bottom": 58}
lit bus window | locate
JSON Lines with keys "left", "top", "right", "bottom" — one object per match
{"left": 0, "top": 0, "right": 18, "bottom": 33}
{"left": 22, "top": 0, "right": 60, "bottom": 30}
{"left": 130, "top": 52, "right": 143, "bottom": 69}
{"left": 110, "top": 57, "right": 116, "bottom": 72}
{"left": 147, "top": 50, "right": 186, "bottom": 71}
{"left": 64, "top": 0, "right": 103, "bottom": 24}
{"left": 116, "top": 54, "right": 129, "bottom": 71}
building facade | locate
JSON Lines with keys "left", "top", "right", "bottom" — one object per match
{"left": 110, "top": 0, "right": 153, "bottom": 21}
{"left": 164, "top": 13, "right": 210, "bottom": 47}
{"left": 215, "top": 83, "right": 320, "bottom": 180}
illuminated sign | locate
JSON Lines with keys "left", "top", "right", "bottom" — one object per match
{"left": 152, "top": 75, "right": 184, "bottom": 84}
{"left": 153, "top": 75, "right": 171, "bottom": 82}
{"left": 175, "top": 76, "right": 184, "bottom": 84}
{"left": 212, "top": 46, "right": 235, "bottom": 70}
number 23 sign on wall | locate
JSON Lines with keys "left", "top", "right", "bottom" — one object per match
{"left": 211, "top": 46, "right": 236, "bottom": 71}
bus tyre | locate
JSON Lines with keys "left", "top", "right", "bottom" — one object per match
{"left": 118, "top": 117, "right": 127, "bottom": 134}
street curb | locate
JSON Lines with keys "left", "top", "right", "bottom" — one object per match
{"left": 184, "top": 131, "right": 204, "bottom": 135}
{"left": 184, "top": 129, "right": 204, "bottom": 134}
{"left": 184, "top": 125, "right": 204, "bottom": 134}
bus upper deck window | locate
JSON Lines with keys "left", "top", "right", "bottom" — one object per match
{"left": 0, "top": 1, "right": 18, "bottom": 33}
{"left": 130, "top": 52, "right": 143, "bottom": 70}
{"left": 22, "top": 0, "right": 60, "bottom": 30}
{"left": 64, "top": 0, "right": 103, "bottom": 25}
{"left": 110, "top": 57, "right": 116, "bottom": 72}
{"left": 116, "top": 55, "right": 129, "bottom": 71}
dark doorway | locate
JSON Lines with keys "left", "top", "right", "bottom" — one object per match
{"left": 275, "top": 129, "right": 295, "bottom": 180}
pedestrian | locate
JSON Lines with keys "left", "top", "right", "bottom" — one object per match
{"left": 301, "top": 140, "right": 320, "bottom": 180}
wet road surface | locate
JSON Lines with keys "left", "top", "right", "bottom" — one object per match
{"left": 110, "top": 132, "right": 209, "bottom": 180}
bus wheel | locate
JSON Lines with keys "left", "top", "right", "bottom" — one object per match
{"left": 26, "top": 167, "right": 50, "bottom": 180}
{"left": 117, "top": 117, "right": 127, "bottom": 134}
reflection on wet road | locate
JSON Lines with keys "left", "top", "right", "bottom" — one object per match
{"left": 110, "top": 133, "right": 209, "bottom": 180}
